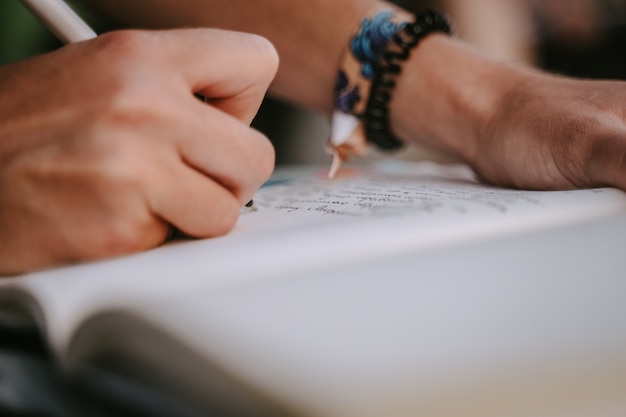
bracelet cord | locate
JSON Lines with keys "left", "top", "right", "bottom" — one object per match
{"left": 364, "top": 10, "right": 452, "bottom": 151}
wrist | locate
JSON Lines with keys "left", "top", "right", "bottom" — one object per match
{"left": 389, "top": 34, "right": 527, "bottom": 165}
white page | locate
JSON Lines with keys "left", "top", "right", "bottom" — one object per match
{"left": 1, "top": 160, "right": 625, "bottom": 353}
{"left": 135, "top": 214, "right": 626, "bottom": 417}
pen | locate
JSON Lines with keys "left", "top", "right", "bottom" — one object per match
{"left": 19, "top": 0, "right": 96, "bottom": 43}
{"left": 18, "top": 0, "right": 256, "bottom": 209}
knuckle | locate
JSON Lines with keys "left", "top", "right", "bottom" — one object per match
{"left": 247, "top": 35, "right": 279, "bottom": 77}
{"left": 79, "top": 70, "right": 166, "bottom": 131}
{"left": 91, "top": 33, "right": 165, "bottom": 112}
{"left": 209, "top": 198, "right": 240, "bottom": 237}
{"left": 256, "top": 133, "right": 276, "bottom": 181}
{"left": 94, "top": 30, "right": 153, "bottom": 63}
{"left": 235, "top": 129, "right": 275, "bottom": 197}
{"left": 93, "top": 218, "right": 154, "bottom": 257}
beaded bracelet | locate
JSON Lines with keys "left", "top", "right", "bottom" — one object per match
{"left": 365, "top": 10, "right": 452, "bottom": 150}
{"left": 328, "top": 9, "right": 452, "bottom": 177}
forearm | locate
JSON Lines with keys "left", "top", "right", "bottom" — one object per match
{"left": 389, "top": 34, "right": 530, "bottom": 162}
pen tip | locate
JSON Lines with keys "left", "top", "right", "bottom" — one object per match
{"left": 243, "top": 199, "right": 258, "bottom": 212}
{"left": 328, "top": 152, "right": 343, "bottom": 179}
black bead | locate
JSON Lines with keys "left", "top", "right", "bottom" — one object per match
{"left": 367, "top": 105, "right": 388, "bottom": 119}
{"left": 377, "top": 75, "right": 396, "bottom": 88}
{"left": 372, "top": 90, "right": 391, "bottom": 103}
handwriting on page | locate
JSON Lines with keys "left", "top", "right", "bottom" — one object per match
{"left": 252, "top": 172, "right": 561, "bottom": 219}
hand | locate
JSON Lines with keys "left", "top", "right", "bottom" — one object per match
{"left": 474, "top": 70, "right": 626, "bottom": 191}
{"left": 0, "top": 28, "right": 278, "bottom": 275}
{"left": 390, "top": 34, "right": 626, "bottom": 192}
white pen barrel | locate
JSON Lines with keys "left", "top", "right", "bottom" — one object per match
{"left": 19, "top": 0, "right": 96, "bottom": 43}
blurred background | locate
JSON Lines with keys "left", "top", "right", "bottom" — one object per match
{"left": 2, "top": 0, "right": 626, "bottom": 166}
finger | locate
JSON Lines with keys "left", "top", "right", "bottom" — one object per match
{"left": 172, "top": 100, "right": 275, "bottom": 203}
{"left": 155, "top": 28, "right": 279, "bottom": 125}
{"left": 147, "top": 159, "right": 242, "bottom": 238}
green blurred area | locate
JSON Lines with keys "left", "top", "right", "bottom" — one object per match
{"left": 0, "top": 0, "right": 61, "bottom": 65}
{"left": 0, "top": 0, "right": 110, "bottom": 65}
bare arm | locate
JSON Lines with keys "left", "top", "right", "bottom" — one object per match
{"left": 78, "top": 0, "right": 626, "bottom": 193}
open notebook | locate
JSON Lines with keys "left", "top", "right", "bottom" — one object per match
{"left": 1, "top": 160, "right": 626, "bottom": 416}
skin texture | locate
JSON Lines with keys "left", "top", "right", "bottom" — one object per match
{"left": 0, "top": 29, "right": 278, "bottom": 275}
